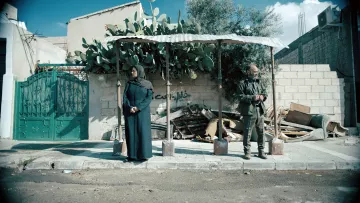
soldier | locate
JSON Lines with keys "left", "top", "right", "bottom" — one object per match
{"left": 237, "top": 64, "right": 268, "bottom": 160}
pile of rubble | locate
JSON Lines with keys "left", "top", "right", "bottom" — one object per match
{"left": 151, "top": 103, "right": 349, "bottom": 143}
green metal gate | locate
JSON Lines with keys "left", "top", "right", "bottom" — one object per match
{"left": 13, "top": 71, "right": 89, "bottom": 141}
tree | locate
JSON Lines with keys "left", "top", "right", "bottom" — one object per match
{"left": 186, "top": 0, "right": 282, "bottom": 103}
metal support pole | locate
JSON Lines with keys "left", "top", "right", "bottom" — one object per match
{"left": 213, "top": 40, "right": 227, "bottom": 155}
{"left": 162, "top": 42, "right": 174, "bottom": 156}
{"left": 270, "top": 47, "right": 278, "bottom": 138}
{"left": 115, "top": 41, "right": 123, "bottom": 141}
{"left": 113, "top": 40, "right": 127, "bottom": 156}
{"left": 166, "top": 42, "right": 171, "bottom": 142}
{"left": 217, "top": 40, "right": 223, "bottom": 140}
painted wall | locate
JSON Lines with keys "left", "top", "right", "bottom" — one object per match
{"left": 43, "top": 36, "right": 67, "bottom": 51}
{"left": 10, "top": 24, "right": 66, "bottom": 81}
{"left": 67, "top": 2, "right": 142, "bottom": 54}
{"left": 88, "top": 73, "right": 231, "bottom": 140}
{"left": 88, "top": 64, "right": 346, "bottom": 140}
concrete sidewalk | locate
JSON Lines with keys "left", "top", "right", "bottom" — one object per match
{"left": 0, "top": 137, "right": 359, "bottom": 171}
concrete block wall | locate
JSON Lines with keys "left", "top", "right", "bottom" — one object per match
{"left": 264, "top": 64, "right": 345, "bottom": 125}
{"left": 88, "top": 73, "right": 229, "bottom": 140}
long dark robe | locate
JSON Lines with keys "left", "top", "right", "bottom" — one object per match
{"left": 123, "top": 82, "right": 153, "bottom": 160}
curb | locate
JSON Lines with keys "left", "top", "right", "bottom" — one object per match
{"left": 11, "top": 160, "right": 360, "bottom": 171}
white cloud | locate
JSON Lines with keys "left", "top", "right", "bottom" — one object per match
{"left": 268, "top": 0, "right": 335, "bottom": 46}
{"left": 56, "top": 22, "right": 67, "bottom": 29}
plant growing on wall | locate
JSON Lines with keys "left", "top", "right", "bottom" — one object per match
{"left": 69, "top": 0, "right": 216, "bottom": 80}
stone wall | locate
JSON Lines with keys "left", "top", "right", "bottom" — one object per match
{"left": 264, "top": 64, "right": 345, "bottom": 125}
{"left": 88, "top": 73, "right": 231, "bottom": 140}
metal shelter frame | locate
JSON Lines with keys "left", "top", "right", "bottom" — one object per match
{"left": 105, "top": 34, "right": 288, "bottom": 155}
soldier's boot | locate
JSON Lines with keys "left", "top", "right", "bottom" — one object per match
{"left": 258, "top": 150, "right": 267, "bottom": 159}
{"left": 244, "top": 150, "right": 251, "bottom": 160}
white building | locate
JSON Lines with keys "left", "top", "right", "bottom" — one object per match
{"left": 0, "top": 3, "right": 67, "bottom": 139}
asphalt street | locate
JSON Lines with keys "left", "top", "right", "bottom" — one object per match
{"left": 0, "top": 168, "right": 359, "bottom": 203}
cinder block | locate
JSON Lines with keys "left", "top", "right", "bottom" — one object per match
{"left": 109, "top": 101, "right": 118, "bottom": 108}
{"left": 310, "top": 107, "right": 320, "bottom": 114}
{"left": 298, "top": 72, "right": 311, "bottom": 78}
{"left": 333, "top": 93, "right": 341, "bottom": 99}
{"left": 307, "top": 93, "right": 320, "bottom": 99}
{"left": 298, "top": 86, "right": 311, "bottom": 92}
{"left": 318, "top": 79, "right": 332, "bottom": 85}
{"left": 284, "top": 99, "right": 299, "bottom": 106}
{"left": 304, "top": 64, "right": 316, "bottom": 71}
{"left": 311, "top": 99, "right": 325, "bottom": 107}
{"left": 319, "top": 93, "right": 332, "bottom": 99}
{"left": 276, "top": 86, "right": 285, "bottom": 93}
{"left": 100, "top": 96, "right": 114, "bottom": 101}
{"left": 283, "top": 72, "right": 298, "bottom": 78}
{"left": 310, "top": 72, "right": 323, "bottom": 79}
{"left": 292, "top": 79, "right": 305, "bottom": 85}
{"left": 297, "top": 99, "right": 311, "bottom": 107}
{"left": 290, "top": 64, "right": 304, "bottom": 72}
{"left": 101, "top": 101, "right": 109, "bottom": 108}
{"left": 320, "top": 106, "right": 334, "bottom": 114}
{"left": 194, "top": 78, "right": 208, "bottom": 86}
{"left": 311, "top": 85, "right": 325, "bottom": 93}
{"left": 278, "top": 79, "right": 291, "bottom": 86}
{"left": 280, "top": 93, "right": 293, "bottom": 100}
{"left": 326, "top": 100, "right": 339, "bottom": 107}
{"left": 334, "top": 107, "right": 342, "bottom": 114}
{"left": 275, "top": 72, "right": 284, "bottom": 79}
{"left": 284, "top": 86, "right": 298, "bottom": 93}
{"left": 279, "top": 65, "right": 291, "bottom": 71}
{"left": 324, "top": 72, "right": 338, "bottom": 78}
{"left": 293, "top": 93, "right": 307, "bottom": 100}
{"left": 316, "top": 64, "right": 331, "bottom": 71}
{"left": 332, "top": 79, "right": 340, "bottom": 85}
{"left": 102, "top": 108, "right": 115, "bottom": 116}
{"left": 305, "top": 79, "right": 318, "bottom": 85}
{"left": 325, "top": 86, "right": 339, "bottom": 93}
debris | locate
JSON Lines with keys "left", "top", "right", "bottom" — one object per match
{"left": 327, "top": 121, "right": 348, "bottom": 137}
{"left": 290, "top": 102, "right": 310, "bottom": 114}
{"left": 285, "top": 110, "right": 312, "bottom": 126}
{"left": 244, "top": 171, "right": 251, "bottom": 175}
{"left": 279, "top": 120, "right": 315, "bottom": 131}
{"left": 62, "top": 170, "right": 72, "bottom": 174}
{"left": 154, "top": 109, "right": 184, "bottom": 125}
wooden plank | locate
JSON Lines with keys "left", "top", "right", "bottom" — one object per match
{"left": 280, "top": 120, "right": 315, "bottom": 130}
{"left": 285, "top": 110, "right": 312, "bottom": 126}
{"left": 282, "top": 131, "right": 309, "bottom": 135}
{"left": 280, "top": 126, "right": 309, "bottom": 131}
{"left": 290, "top": 102, "right": 310, "bottom": 114}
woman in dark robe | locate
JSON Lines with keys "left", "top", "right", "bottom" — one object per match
{"left": 123, "top": 65, "right": 153, "bottom": 161}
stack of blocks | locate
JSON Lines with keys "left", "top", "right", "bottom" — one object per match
{"left": 264, "top": 64, "right": 345, "bottom": 125}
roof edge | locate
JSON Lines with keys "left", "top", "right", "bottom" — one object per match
{"left": 69, "top": 1, "right": 140, "bottom": 22}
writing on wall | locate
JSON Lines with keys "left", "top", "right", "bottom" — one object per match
{"left": 154, "top": 91, "right": 191, "bottom": 103}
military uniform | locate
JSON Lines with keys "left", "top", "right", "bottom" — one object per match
{"left": 237, "top": 78, "right": 267, "bottom": 158}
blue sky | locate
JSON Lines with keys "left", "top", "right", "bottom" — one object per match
{"left": 8, "top": 0, "right": 347, "bottom": 41}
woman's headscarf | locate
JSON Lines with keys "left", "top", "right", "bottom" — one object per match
{"left": 128, "top": 65, "right": 154, "bottom": 91}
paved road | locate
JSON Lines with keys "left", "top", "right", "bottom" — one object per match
{"left": 0, "top": 168, "right": 359, "bottom": 203}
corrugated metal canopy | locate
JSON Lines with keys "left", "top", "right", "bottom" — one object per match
{"left": 104, "top": 34, "right": 288, "bottom": 48}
